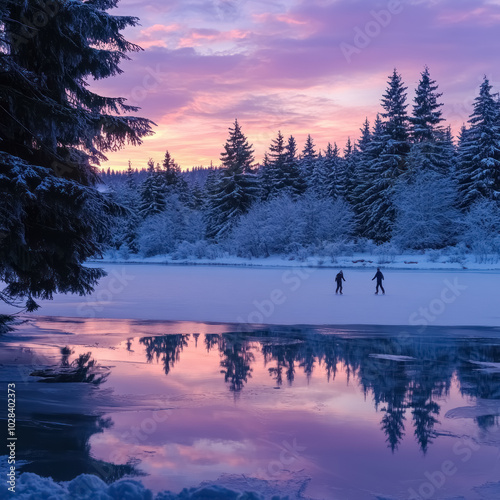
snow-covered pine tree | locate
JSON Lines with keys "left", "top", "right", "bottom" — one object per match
{"left": 342, "top": 138, "right": 356, "bottom": 202}
{"left": 140, "top": 159, "right": 166, "bottom": 217}
{"left": 126, "top": 161, "right": 137, "bottom": 191}
{"left": 350, "top": 119, "right": 371, "bottom": 228}
{"left": 122, "top": 161, "right": 141, "bottom": 253}
{"left": 411, "top": 67, "right": 444, "bottom": 142}
{"left": 161, "top": 151, "right": 182, "bottom": 189}
{"left": 1, "top": 0, "right": 153, "bottom": 180}
{"left": 310, "top": 150, "right": 331, "bottom": 199}
{"left": 159, "top": 150, "right": 190, "bottom": 203}
{"left": 259, "top": 152, "right": 274, "bottom": 201}
{"left": 362, "top": 70, "right": 411, "bottom": 241}
{"left": 436, "top": 126, "right": 457, "bottom": 176}
{"left": 0, "top": 0, "right": 153, "bottom": 310}
{"left": 267, "top": 131, "right": 287, "bottom": 198}
{"left": 189, "top": 181, "right": 205, "bottom": 210}
{"left": 300, "top": 134, "right": 318, "bottom": 187}
{"left": 207, "top": 120, "right": 259, "bottom": 240}
{"left": 379, "top": 69, "right": 410, "bottom": 177}
{"left": 457, "top": 77, "right": 500, "bottom": 208}
{"left": 408, "top": 67, "right": 450, "bottom": 176}
{"left": 325, "top": 142, "right": 343, "bottom": 200}
{"left": 283, "top": 135, "right": 306, "bottom": 198}
{"left": 452, "top": 124, "right": 468, "bottom": 185}
{"left": 203, "top": 168, "right": 221, "bottom": 235}
{"left": 358, "top": 118, "right": 372, "bottom": 153}
{"left": 354, "top": 115, "right": 391, "bottom": 240}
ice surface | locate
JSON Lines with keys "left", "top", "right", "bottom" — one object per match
{"left": 468, "top": 360, "right": 500, "bottom": 371}
{"left": 3, "top": 264, "right": 498, "bottom": 327}
{"left": 368, "top": 354, "right": 415, "bottom": 361}
{"left": 445, "top": 399, "right": 500, "bottom": 420}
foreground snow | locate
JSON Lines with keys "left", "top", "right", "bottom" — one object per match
{"left": 6, "top": 264, "right": 500, "bottom": 327}
{"left": 0, "top": 469, "right": 309, "bottom": 500}
{"left": 2, "top": 469, "right": 499, "bottom": 500}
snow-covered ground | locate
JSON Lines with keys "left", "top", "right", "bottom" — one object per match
{"left": 6, "top": 263, "right": 499, "bottom": 327}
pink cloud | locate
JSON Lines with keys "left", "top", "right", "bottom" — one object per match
{"left": 178, "top": 28, "right": 250, "bottom": 48}
{"left": 90, "top": 0, "right": 500, "bottom": 171}
{"left": 140, "top": 23, "right": 181, "bottom": 37}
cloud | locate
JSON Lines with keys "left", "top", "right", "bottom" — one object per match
{"left": 91, "top": 0, "right": 500, "bottom": 169}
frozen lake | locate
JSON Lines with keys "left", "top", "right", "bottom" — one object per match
{"left": 1, "top": 317, "right": 500, "bottom": 499}
{"left": 5, "top": 263, "right": 500, "bottom": 326}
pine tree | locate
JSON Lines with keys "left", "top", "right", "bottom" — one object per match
{"left": 266, "top": 131, "right": 287, "bottom": 198}
{"left": 284, "top": 135, "right": 306, "bottom": 198}
{"left": 310, "top": 151, "right": 331, "bottom": 199}
{"left": 126, "top": 161, "right": 137, "bottom": 191}
{"left": 204, "top": 168, "right": 220, "bottom": 210}
{"left": 411, "top": 67, "right": 444, "bottom": 143}
{"left": 343, "top": 138, "right": 356, "bottom": 202}
{"left": 452, "top": 124, "right": 468, "bottom": 183}
{"left": 408, "top": 67, "right": 450, "bottom": 176}
{"left": 160, "top": 150, "right": 189, "bottom": 203}
{"left": 259, "top": 152, "right": 274, "bottom": 201}
{"left": 0, "top": 0, "right": 153, "bottom": 310}
{"left": 357, "top": 118, "right": 372, "bottom": 153}
{"left": 0, "top": 0, "right": 153, "bottom": 181}
{"left": 457, "top": 77, "right": 500, "bottom": 207}
{"left": 350, "top": 119, "right": 372, "bottom": 219}
{"left": 140, "top": 159, "right": 166, "bottom": 217}
{"left": 203, "top": 168, "right": 221, "bottom": 234}
{"left": 379, "top": 69, "right": 410, "bottom": 178}
{"left": 122, "top": 161, "right": 140, "bottom": 253}
{"left": 436, "top": 126, "right": 456, "bottom": 175}
{"left": 189, "top": 181, "right": 204, "bottom": 210}
{"left": 325, "top": 142, "right": 343, "bottom": 200}
{"left": 207, "top": 120, "right": 259, "bottom": 240}
{"left": 355, "top": 115, "right": 391, "bottom": 240}
{"left": 161, "top": 151, "right": 182, "bottom": 189}
{"left": 362, "top": 71, "right": 410, "bottom": 241}
{"left": 300, "top": 135, "right": 318, "bottom": 186}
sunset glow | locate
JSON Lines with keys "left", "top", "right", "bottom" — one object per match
{"left": 92, "top": 0, "right": 500, "bottom": 171}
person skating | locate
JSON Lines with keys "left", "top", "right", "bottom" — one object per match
{"left": 335, "top": 270, "right": 345, "bottom": 294}
{"left": 372, "top": 268, "right": 385, "bottom": 295}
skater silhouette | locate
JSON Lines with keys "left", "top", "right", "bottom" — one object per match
{"left": 372, "top": 268, "right": 385, "bottom": 295}
{"left": 335, "top": 270, "right": 345, "bottom": 294}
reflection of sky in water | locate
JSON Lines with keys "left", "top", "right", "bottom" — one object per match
{"left": 3, "top": 321, "right": 500, "bottom": 499}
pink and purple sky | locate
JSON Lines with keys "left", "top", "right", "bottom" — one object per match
{"left": 94, "top": 0, "right": 500, "bottom": 171}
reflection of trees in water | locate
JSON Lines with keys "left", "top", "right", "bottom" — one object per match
{"left": 140, "top": 334, "right": 189, "bottom": 374}
{"left": 20, "top": 347, "right": 142, "bottom": 482}
{"left": 407, "top": 356, "right": 453, "bottom": 454}
{"left": 18, "top": 414, "right": 142, "bottom": 482}
{"left": 205, "top": 333, "right": 221, "bottom": 353}
{"left": 138, "top": 331, "right": 500, "bottom": 453}
{"left": 262, "top": 339, "right": 301, "bottom": 387}
{"left": 31, "top": 348, "right": 109, "bottom": 385}
{"left": 219, "top": 334, "right": 254, "bottom": 394}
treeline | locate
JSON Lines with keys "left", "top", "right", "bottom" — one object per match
{"left": 101, "top": 164, "right": 213, "bottom": 188}
{"left": 104, "top": 68, "right": 500, "bottom": 260}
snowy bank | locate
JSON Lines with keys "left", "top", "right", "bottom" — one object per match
{"left": 91, "top": 249, "right": 500, "bottom": 271}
